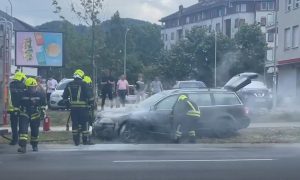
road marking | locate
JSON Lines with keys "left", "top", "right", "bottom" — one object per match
{"left": 113, "top": 159, "right": 276, "bottom": 163}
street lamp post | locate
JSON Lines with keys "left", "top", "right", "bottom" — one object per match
{"left": 124, "top": 28, "right": 130, "bottom": 76}
{"left": 7, "top": 0, "right": 12, "bottom": 17}
{"left": 214, "top": 30, "right": 217, "bottom": 88}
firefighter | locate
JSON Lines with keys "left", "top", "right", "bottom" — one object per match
{"left": 18, "top": 77, "right": 47, "bottom": 153}
{"left": 63, "top": 70, "right": 93, "bottom": 146}
{"left": 83, "top": 75, "right": 95, "bottom": 144}
{"left": 172, "top": 94, "right": 201, "bottom": 143}
{"left": 8, "top": 72, "right": 27, "bottom": 145}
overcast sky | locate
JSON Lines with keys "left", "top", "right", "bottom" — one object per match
{"left": 0, "top": 0, "right": 197, "bottom": 26}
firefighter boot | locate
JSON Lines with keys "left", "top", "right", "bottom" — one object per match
{"left": 188, "top": 131, "right": 196, "bottom": 144}
{"left": 73, "top": 135, "right": 80, "bottom": 146}
{"left": 31, "top": 142, "right": 38, "bottom": 152}
{"left": 17, "top": 146, "right": 26, "bottom": 154}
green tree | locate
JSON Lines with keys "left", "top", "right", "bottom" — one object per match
{"left": 233, "top": 24, "right": 267, "bottom": 76}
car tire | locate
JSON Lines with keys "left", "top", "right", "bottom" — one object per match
{"left": 213, "top": 117, "right": 236, "bottom": 138}
{"left": 119, "top": 123, "right": 141, "bottom": 144}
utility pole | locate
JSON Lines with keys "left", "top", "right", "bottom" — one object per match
{"left": 272, "top": 0, "right": 278, "bottom": 108}
{"left": 124, "top": 28, "right": 130, "bottom": 76}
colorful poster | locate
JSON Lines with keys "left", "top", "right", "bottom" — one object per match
{"left": 16, "top": 32, "right": 63, "bottom": 67}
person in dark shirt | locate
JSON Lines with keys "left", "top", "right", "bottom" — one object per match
{"left": 101, "top": 69, "right": 114, "bottom": 110}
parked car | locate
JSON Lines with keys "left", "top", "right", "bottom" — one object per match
{"left": 93, "top": 73, "right": 257, "bottom": 142}
{"left": 237, "top": 80, "right": 272, "bottom": 111}
{"left": 49, "top": 79, "right": 73, "bottom": 109}
{"left": 172, "top": 80, "right": 207, "bottom": 89}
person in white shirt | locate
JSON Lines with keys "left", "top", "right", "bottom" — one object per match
{"left": 46, "top": 77, "right": 58, "bottom": 103}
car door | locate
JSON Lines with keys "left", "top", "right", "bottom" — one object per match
{"left": 188, "top": 93, "right": 214, "bottom": 133}
{"left": 149, "top": 94, "right": 179, "bottom": 134}
{"left": 224, "top": 73, "right": 258, "bottom": 92}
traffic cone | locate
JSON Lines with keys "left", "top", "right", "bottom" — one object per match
{"left": 43, "top": 116, "right": 51, "bottom": 132}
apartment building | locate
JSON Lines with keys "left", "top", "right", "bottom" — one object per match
{"left": 276, "top": 0, "right": 300, "bottom": 103}
{"left": 160, "top": 0, "right": 275, "bottom": 48}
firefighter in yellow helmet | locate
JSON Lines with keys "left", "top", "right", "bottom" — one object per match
{"left": 8, "top": 72, "right": 27, "bottom": 145}
{"left": 63, "top": 70, "right": 94, "bottom": 145}
{"left": 17, "top": 77, "right": 47, "bottom": 153}
{"left": 172, "top": 94, "right": 201, "bottom": 143}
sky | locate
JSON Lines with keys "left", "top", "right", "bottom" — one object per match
{"left": 0, "top": 0, "right": 197, "bottom": 26}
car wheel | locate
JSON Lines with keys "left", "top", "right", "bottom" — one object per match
{"left": 213, "top": 117, "right": 236, "bottom": 138}
{"left": 119, "top": 123, "right": 141, "bottom": 143}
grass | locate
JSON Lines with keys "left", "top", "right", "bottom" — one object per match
{"left": 1, "top": 127, "right": 300, "bottom": 145}
{"left": 46, "top": 110, "right": 70, "bottom": 126}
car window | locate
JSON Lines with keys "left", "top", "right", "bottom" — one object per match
{"left": 189, "top": 93, "right": 212, "bottom": 106}
{"left": 156, "top": 95, "right": 178, "bottom": 110}
{"left": 56, "top": 82, "right": 69, "bottom": 90}
{"left": 179, "top": 82, "right": 206, "bottom": 88}
{"left": 214, "top": 93, "right": 241, "bottom": 105}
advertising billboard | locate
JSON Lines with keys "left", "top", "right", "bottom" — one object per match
{"left": 16, "top": 32, "right": 63, "bottom": 67}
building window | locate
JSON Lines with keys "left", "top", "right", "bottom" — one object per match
{"left": 241, "top": 4, "right": 247, "bottom": 12}
{"left": 294, "top": 0, "right": 300, "bottom": 9}
{"left": 236, "top": 4, "right": 241, "bottom": 12}
{"left": 268, "top": 1, "right": 275, "bottom": 10}
{"left": 186, "top": 17, "right": 190, "bottom": 24}
{"left": 235, "top": 18, "right": 245, "bottom": 28}
{"left": 261, "top": 17, "right": 267, "bottom": 26}
{"left": 235, "top": 18, "right": 239, "bottom": 28}
{"left": 268, "top": 32, "right": 274, "bottom": 42}
{"left": 165, "top": 34, "right": 168, "bottom": 41}
{"left": 261, "top": 2, "right": 268, "bottom": 10}
{"left": 284, "top": 28, "right": 291, "bottom": 49}
{"left": 286, "top": 0, "right": 292, "bottom": 12}
{"left": 218, "top": 9, "right": 222, "bottom": 16}
{"left": 216, "top": 23, "right": 221, "bottom": 32}
{"left": 171, "top": 32, "right": 174, "bottom": 40}
{"left": 292, "top": 25, "right": 299, "bottom": 48}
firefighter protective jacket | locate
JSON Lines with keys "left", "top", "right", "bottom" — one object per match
{"left": 62, "top": 78, "right": 93, "bottom": 108}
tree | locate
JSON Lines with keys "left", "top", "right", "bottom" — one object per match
{"left": 233, "top": 24, "right": 267, "bottom": 76}
{"left": 52, "top": 0, "right": 104, "bottom": 96}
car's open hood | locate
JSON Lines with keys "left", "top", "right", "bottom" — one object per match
{"left": 224, "top": 72, "right": 258, "bottom": 92}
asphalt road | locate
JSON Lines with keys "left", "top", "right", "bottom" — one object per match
{"left": 1, "top": 144, "right": 300, "bottom": 180}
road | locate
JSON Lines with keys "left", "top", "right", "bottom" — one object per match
{"left": 1, "top": 144, "right": 300, "bottom": 180}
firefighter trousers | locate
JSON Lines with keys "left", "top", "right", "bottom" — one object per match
{"left": 174, "top": 116, "right": 198, "bottom": 141}
{"left": 18, "top": 112, "right": 41, "bottom": 148}
{"left": 30, "top": 119, "right": 40, "bottom": 147}
{"left": 70, "top": 108, "right": 89, "bottom": 145}
{"left": 9, "top": 112, "right": 19, "bottom": 143}
{"left": 18, "top": 113, "right": 30, "bottom": 147}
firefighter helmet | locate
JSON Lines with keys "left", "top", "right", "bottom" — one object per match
{"left": 83, "top": 76, "right": 92, "bottom": 84}
{"left": 25, "top": 77, "right": 38, "bottom": 87}
{"left": 178, "top": 94, "right": 188, "bottom": 101}
{"left": 13, "top": 72, "right": 25, "bottom": 81}
{"left": 73, "top": 69, "right": 85, "bottom": 79}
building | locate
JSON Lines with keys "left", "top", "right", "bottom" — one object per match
{"left": 160, "top": 0, "right": 276, "bottom": 48}
{"left": 276, "top": 0, "right": 300, "bottom": 104}
{"left": 0, "top": 10, "right": 38, "bottom": 76}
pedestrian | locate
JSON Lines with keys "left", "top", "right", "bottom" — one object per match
{"left": 100, "top": 70, "right": 114, "bottom": 110}
{"left": 150, "top": 76, "right": 163, "bottom": 95}
{"left": 62, "top": 69, "right": 93, "bottom": 146}
{"left": 172, "top": 94, "right": 200, "bottom": 143}
{"left": 17, "top": 77, "right": 47, "bottom": 153}
{"left": 7, "top": 72, "right": 27, "bottom": 145}
{"left": 135, "top": 74, "right": 146, "bottom": 103}
{"left": 46, "top": 76, "right": 58, "bottom": 103}
{"left": 117, "top": 75, "right": 129, "bottom": 107}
